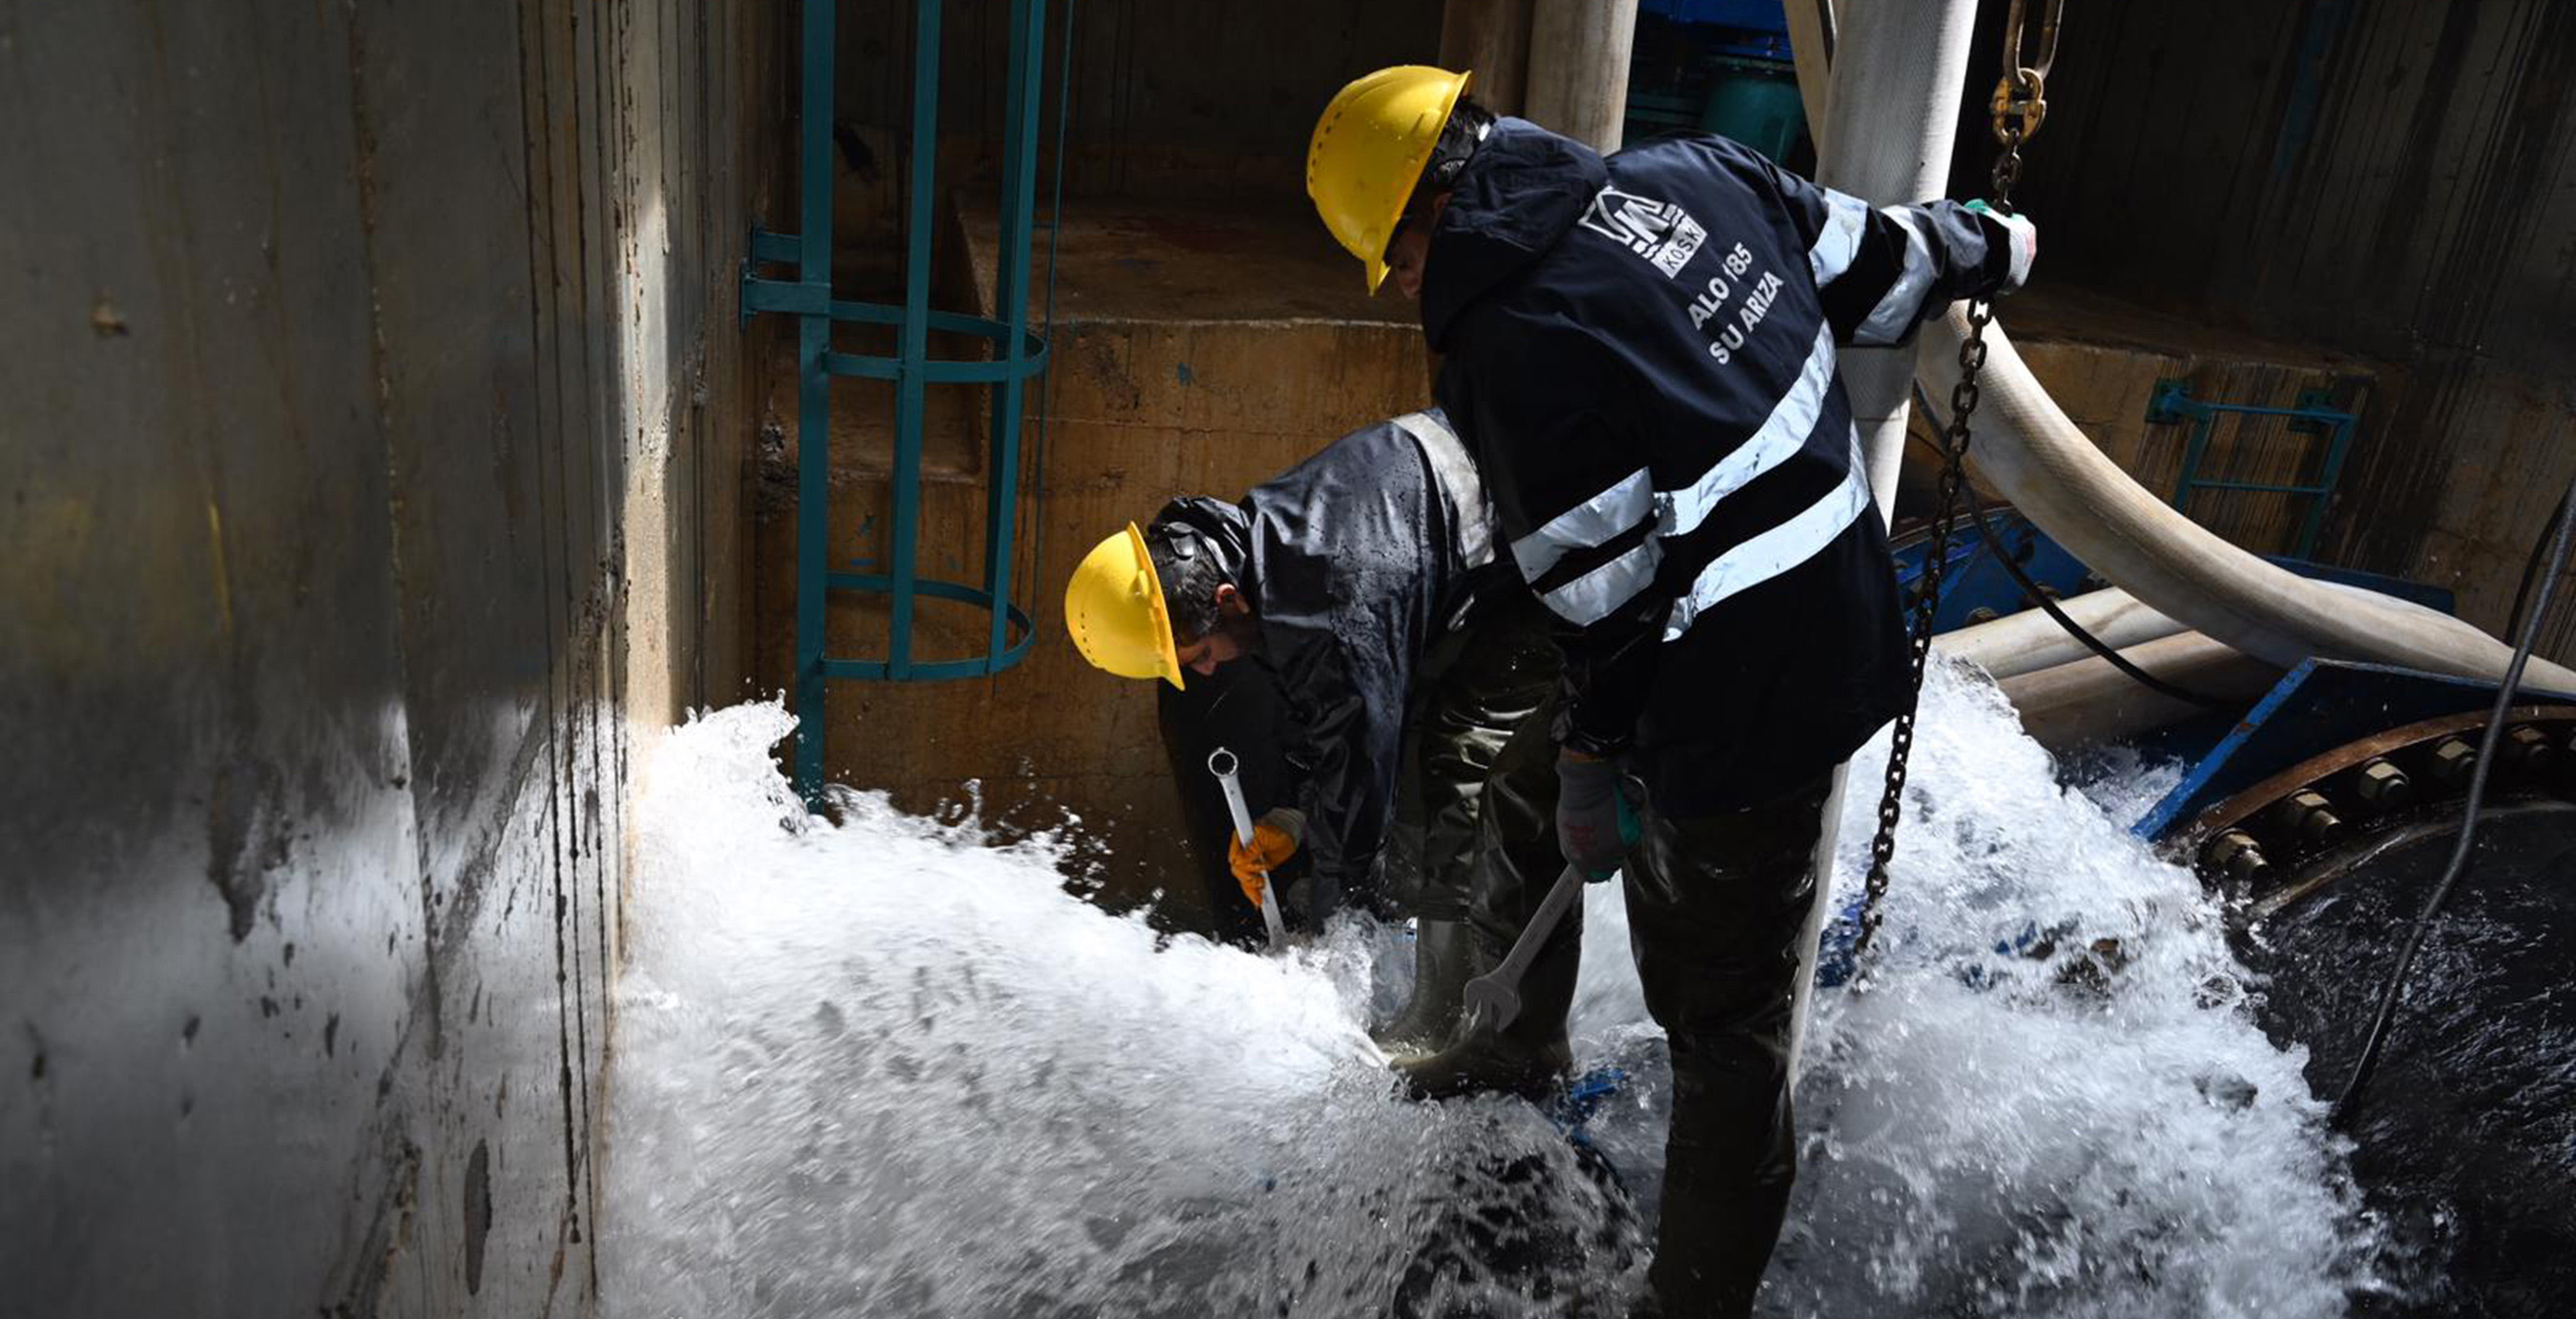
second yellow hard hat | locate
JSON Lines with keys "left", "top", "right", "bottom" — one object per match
{"left": 1306, "top": 65, "right": 1472, "bottom": 294}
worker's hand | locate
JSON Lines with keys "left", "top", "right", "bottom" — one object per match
{"left": 1555, "top": 750, "right": 1640, "bottom": 880}
{"left": 1966, "top": 199, "right": 2037, "bottom": 291}
{"left": 1229, "top": 808, "right": 1303, "bottom": 908}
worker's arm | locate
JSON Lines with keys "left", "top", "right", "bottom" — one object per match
{"left": 1269, "top": 633, "right": 1406, "bottom": 912}
{"left": 1714, "top": 137, "right": 2035, "bottom": 347}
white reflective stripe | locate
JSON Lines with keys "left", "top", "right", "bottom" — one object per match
{"left": 2000, "top": 210, "right": 2035, "bottom": 288}
{"left": 1807, "top": 187, "right": 1870, "bottom": 288}
{"left": 1855, "top": 206, "right": 1937, "bottom": 345}
{"left": 1394, "top": 411, "right": 1496, "bottom": 569}
{"left": 1509, "top": 466, "right": 1653, "bottom": 583}
{"left": 1661, "top": 323, "right": 1837, "bottom": 538}
{"left": 1663, "top": 426, "right": 1871, "bottom": 641}
{"left": 1540, "top": 539, "right": 1662, "bottom": 628}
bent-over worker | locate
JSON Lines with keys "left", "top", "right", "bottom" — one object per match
{"left": 1065, "top": 409, "right": 1560, "bottom": 1053}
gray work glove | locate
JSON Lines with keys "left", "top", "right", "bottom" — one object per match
{"left": 1555, "top": 750, "right": 1640, "bottom": 880}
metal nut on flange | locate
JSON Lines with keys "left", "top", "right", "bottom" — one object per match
{"left": 2506, "top": 725, "right": 2556, "bottom": 773}
{"left": 2203, "top": 830, "right": 2270, "bottom": 886}
{"left": 2273, "top": 790, "right": 2343, "bottom": 847}
{"left": 2354, "top": 759, "right": 2414, "bottom": 812}
{"left": 2427, "top": 737, "right": 2477, "bottom": 788}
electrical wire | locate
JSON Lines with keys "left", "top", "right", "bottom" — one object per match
{"left": 1964, "top": 509, "right": 2237, "bottom": 709}
{"left": 2503, "top": 484, "right": 2571, "bottom": 642}
{"left": 2333, "top": 467, "right": 2576, "bottom": 1123}
{"left": 1907, "top": 382, "right": 2233, "bottom": 710}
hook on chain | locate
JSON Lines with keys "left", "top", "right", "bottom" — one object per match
{"left": 1990, "top": 0, "right": 2064, "bottom": 146}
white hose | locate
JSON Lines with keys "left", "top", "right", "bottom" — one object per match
{"left": 1934, "top": 586, "right": 2185, "bottom": 680}
{"left": 1912, "top": 326, "right": 2576, "bottom": 690}
{"left": 1813, "top": 0, "right": 1978, "bottom": 521}
{"left": 1997, "top": 631, "right": 2280, "bottom": 749}
{"left": 1790, "top": 0, "right": 2572, "bottom": 1089}
{"left": 1786, "top": 8, "right": 2576, "bottom": 692}
{"left": 1787, "top": 0, "right": 1977, "bottom": 1086}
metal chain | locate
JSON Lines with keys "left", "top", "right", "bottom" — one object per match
{"left": 1847, "top": 119, "right": 2028, "bottom": 980}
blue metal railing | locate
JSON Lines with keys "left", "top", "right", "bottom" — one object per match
{"left": 2147, "top": 380, "right": 2358, "bottom": 561}
{"left": 742, "top": 0, "right": 1060, "bottom": 799}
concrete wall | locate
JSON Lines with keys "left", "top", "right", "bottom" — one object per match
{"left": 0, "top": 0, "right": 763, "bottom": 1313}
{"left": 1976, "top": 0, "right": 2576, "bottom": 653}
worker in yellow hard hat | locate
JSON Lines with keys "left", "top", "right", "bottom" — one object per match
{"left": 1067, "top": 408, "right": 1559, "bottom": 1056}
{"left": 1308, "top": 65, "right": 2038, "bottom": 1319}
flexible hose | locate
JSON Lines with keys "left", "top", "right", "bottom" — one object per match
{"left": 2334, "top": 468, "right": 2576, "bottom": 1123}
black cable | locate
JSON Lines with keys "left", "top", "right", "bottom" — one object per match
{"left": 1963, "top": 509, "right": 2239, "bottom": 710}
{"left": 1907, "top": 383, "right": 2235, "bottom": 710}
{"left": 2503, "top": 484, "right": 2572, "bottom": 642}
{"left": 2334, "top": 468, "right": 2576, "bottom": 1124}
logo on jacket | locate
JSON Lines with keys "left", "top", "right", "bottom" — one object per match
{"left": 1579, "top": 186, "right": 1708, "bottom": 278}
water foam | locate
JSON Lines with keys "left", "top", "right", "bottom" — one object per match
{"left": 604, "top": 662, "right": 2373, "bottom": 1317}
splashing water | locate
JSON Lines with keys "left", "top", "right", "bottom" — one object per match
{"left": 605, "top": 661, "right": 2375, "bottom": 1317}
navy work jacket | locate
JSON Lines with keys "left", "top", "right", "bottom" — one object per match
{"left": 1423, "top": 119, "right": 2020, "bottom": 812}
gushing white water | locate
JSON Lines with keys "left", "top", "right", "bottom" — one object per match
{"left": 605, "top": 662, "right": 2373, "bottom": 1317}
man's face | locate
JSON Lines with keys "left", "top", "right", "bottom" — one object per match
{"left": 1383, "top": 194, "right": 1446, "bottom": 300}
{"left": 1175, "top": 629, "right": 1244, "bottom": 676}
{"left": 1174, "top": 583, "right": 1257, "bottom": 675}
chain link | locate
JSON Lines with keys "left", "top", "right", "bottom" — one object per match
{"left": 1847, "top": 121, "right": 2026, "bottom": 982}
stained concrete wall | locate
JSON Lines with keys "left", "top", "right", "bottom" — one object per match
{"left": 0, "top": 0, "right": 763, "bottom": 1313}
{"left": 1972, "top": 0, "right": 2576, "bottom": 654}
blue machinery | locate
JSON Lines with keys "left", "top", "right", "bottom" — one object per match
{"left": 742, "top": 0, "right": 1066, "bottom": 798}
{"left": 2147, "top": 380, "right": 2358, "bottom": 562}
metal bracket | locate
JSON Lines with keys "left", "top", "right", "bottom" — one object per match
{"left": 737, "top": 226, "right": 810, "bottom": 330}
{"left": 2143, "top": 377, "right": 2203, "bottom": 426}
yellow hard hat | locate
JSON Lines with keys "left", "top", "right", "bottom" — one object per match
{"left": 1064, "top": 522, "right": 1186, "bottom": 690}
{"left": 1307, "top": 65, "right": 1472, "bottom": 294}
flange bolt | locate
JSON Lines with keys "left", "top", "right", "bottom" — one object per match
{"left": 2274, "top": 790, "right": 2343, "bottom": 847}
{"left": 2427, "top": 737, "right": 2477, "bottom": 789}
{"left": 2204, "top": 829, "right": 2271, "bottom": 886}
{"left": 2505, "top": 725, "right": 2556, "bottom": 773}
{"left": 2354, "top": 759, "right": 2414, "bottom": 813}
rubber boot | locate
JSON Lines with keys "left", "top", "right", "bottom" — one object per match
{"left": 1391, "top": 916, "right": 1578, "bottom": 1100}
{"left": 1373, "top": 918, "right": 1480, "bottom": 1058}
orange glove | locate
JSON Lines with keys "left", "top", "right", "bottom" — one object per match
{"left": 1228, "top": 809, "right": 1303, "bottom": 908}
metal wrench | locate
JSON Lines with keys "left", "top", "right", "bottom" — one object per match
{"left": 1457, "top": 863, "right": 1585, "bottom": 1035}
{"left": 1207, "top": 748, "right": 1289, "bottom": 949}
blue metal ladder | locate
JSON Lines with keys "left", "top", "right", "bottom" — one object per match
{"left": 2147, "top": 379, "right": 2358, "bottom": 562}
{"left": 740, "top": 0, "right": 1063, "bottom": 799}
